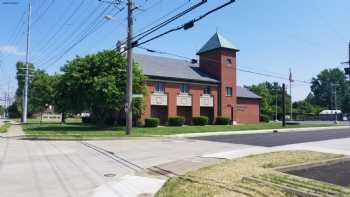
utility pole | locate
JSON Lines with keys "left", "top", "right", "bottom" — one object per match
{"left": 125, "top": 0, "right": 134, "bottom": 135}
{"left": 343, "top": 42, "right": 350, "bottom": 79}
{"left": 282, "top": 83, "right": 286, "bottom": 127}
{"left": 332, "top": 84, "right": 338, "bottom": 124}
{"left": 22, "top": 1, "right": 31, "bottom": 123}
{"left": 274, "top": 82, "right": 278, "bottom": 121}
{"left": 290, "top": 82, "right": 292, "bottom": 120}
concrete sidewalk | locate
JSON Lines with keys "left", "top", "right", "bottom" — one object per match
{"left": 201, "top": 137, "right": 350, "bottom": 160}
{"left": 171, "top": 125, "right": 350, "bottom": 138}
{"left": 0, "top": 123, "right": 25, "bottom": 138}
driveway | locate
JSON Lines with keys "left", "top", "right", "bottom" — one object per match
{"left": 190, "top": 127, "right": 350, "bottom": 147}
{"left": 0, "top": 131, "right": 249, "bottom": 197}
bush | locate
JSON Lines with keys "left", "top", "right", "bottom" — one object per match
{"left": 192, "top": 116, "right": 208, "bottom": 126}
{"left": 215, "top": 116, "right": 231, "bottom": 125}
{"left": 144, "top": 118, "right": 160, "bottom": 128}
{"left": 82, "top": 116, "right": 94, "bottom": 124}
{"left": 260, "top": 114, "right": 270, "bottom": 122}
{"left": 168, "top": 116, "right": 185, "bottom": 126}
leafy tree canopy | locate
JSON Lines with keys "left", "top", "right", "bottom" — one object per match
{"left": 57, "top": 50, "right": 146, "bottom": 126}
{"left": 310, "top": 68, "right": 350, "bottom": 113}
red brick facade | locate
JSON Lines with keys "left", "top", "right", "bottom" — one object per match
{"left": 140, "top": 34, "right": 260, "bottom": 124}
{"left": 236, "top": 98, "right": 261, "bottom": 123}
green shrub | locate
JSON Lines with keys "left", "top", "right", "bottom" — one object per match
{"left": 260, "top": 114, "right": 270, "bottom": 123}
{"left": 144, "top": 118, "right": 160, "bottom": 128}
{"left": 168, "top": 116, "right": 185, "bottom": 126}
{"left": 215, "top": 116, "right": 231, "bottom": 125}
{"left": 192, "top": 116, "right": 208, "bottom": 126}
{"left": 82, "top": 117, "right": 94, "bottom": 124}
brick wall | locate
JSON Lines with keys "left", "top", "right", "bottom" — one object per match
{"left": 199, "top": 48, "right": 237, "bottom": 120}
{"left": 142, "top": 82, "right": 218, "bottom": 124}
{"left": 236, "top": 98, "right": 260, "bottom": 123}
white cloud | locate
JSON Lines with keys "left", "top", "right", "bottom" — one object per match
{"left": 0, "top": 45, "right": 25, "bottom": 56}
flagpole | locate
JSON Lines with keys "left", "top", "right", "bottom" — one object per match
{"left": 289, "top": 68, "right": 293, "bottom": 121}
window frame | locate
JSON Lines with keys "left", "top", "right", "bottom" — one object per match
{"left": 180, "top": 84, "right": 190, "bottom": 94}
{"left": 203, "top": 86, "right": 211, "bottom": 95}
{"left": 155, "top": 82, "right": 165, "bottom": 93}
{"left": 226, "top": 87, "right": 233, "bottom": 97}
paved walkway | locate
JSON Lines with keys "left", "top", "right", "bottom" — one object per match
{"left": 0, "top": 123, "right": 25, "bottom": 138}
{"left": 2, "top": 125, "right": 350, "bottom": 197}
{"left": 0, "top": 125, "right": 248, "bottom": 197}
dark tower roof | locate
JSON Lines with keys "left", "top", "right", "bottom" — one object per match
{"left": 197, "top": 32, "right": 239, "bottom": 55}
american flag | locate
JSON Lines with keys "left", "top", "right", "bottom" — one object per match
{"left": 289, "top": 69, "right": 294, "bottom": 83}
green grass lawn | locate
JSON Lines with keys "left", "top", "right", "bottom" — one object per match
{"left": 21, "top": 119, "right": 338, "bottom": 138}
{"left": 156, "top": 151, "right": 347, "bottom": 197}
{"left": 0, "top": 122, "right": 10, "bottom": 133}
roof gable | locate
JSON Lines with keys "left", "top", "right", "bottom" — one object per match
{"left": 197, "top": 33, "right": 239, "bottom": 55}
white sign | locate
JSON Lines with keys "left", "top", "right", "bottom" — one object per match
{"left": 177, "top": 95, "right": 192, "bottom": 106}
{"left": 151, "top": 94, "right": 168, "bottom": 106}
{"left": 200, "top": 95, "right": 214, "bottom": 107}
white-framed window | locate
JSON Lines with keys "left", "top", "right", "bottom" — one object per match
{"left": 203, "top": 86, "right": 211, "bottom": 95}
{"left": 155, "top": 82, "right": 165, "bottom": 93}
{"left": 226, "top": 87, "right": 232, "bottom": 96}
{"left": 180, "top": 84, "right": 189, "bottom": 94}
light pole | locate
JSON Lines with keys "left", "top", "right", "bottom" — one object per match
{"left": 2, "top": 1, "right": 31, "bottom": 123}
{"left": 22, "top": 1, "right": 31, "bottom": 123}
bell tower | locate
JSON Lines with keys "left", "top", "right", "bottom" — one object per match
{"left": 197, "top": 33, "right": 239, "bottom": 121}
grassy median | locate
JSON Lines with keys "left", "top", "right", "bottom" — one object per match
{"left": 23, "top": 122, "right": 336, "bottom": 138}
{"left": 21, "top": 119, "right": 338, "bottom": 138}
{"left": 156, "top": 151, "right": 347, "bottom": 197}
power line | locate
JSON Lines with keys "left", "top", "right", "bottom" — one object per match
{"left": 133, "top": 0, "right": 191, "bottom": 36}
{"left": 137, "top": 46, "right": 312, "bottom": 84}
{"left": 131, "top": 0, "right": 236, "bottom": 48}
{"left": 31, "top": 0, "right": 55, "bottom": 26}
{"left": 31, "top": 0, "right": 87, "bottom": 61}
{"left": 34, "top": 2, "right": 108, "bottom": 64}
{"left": 133, "top": 0, "right": 206, "bottom": 42}
{"left": 38, "top": 5, "right": 125, "bottom": 69}
{"left": 34, "top": 3, "right": 113, "bottom": 66}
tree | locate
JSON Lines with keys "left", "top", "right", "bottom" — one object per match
{"left": 246, "top": 82, "right": 291, "bottom": 119}
{"left": 310, "top": 68, "right": 350, "bottom": 113}
{"left": 0, "top": 105, "right": 5, "bottom": 116}
{"left": 14, "top": 61, "right": 56, "bottom": 117}
{"left": 58, "top": 50, "right": 146, "bottom": 127}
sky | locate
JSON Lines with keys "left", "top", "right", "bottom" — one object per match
{"left": 0, "top": 0, "right": 350, "bottom": 104}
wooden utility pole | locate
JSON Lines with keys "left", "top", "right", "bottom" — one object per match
{"left": 282, "top": 83, "right": 286, "bottom": 127}
{"left": 125, "top": 0, "right": 134, "bottom": 135}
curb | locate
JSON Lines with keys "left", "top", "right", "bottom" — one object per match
{"left": 170, "top": 126, "right": 350, "bottom": 138}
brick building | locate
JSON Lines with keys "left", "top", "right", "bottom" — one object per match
{"left": 135, "top": 33, "right": 261, "bottom": 124}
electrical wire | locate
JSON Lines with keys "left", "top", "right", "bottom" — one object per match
{"left": 39, "top": 5, "right": 125, "bottom": 69}
{"left": 34, "top": 3, "right": 113, "bottom": 66}
{"left": 131, "top": 0, "right": 235, "bottom": 49}
{"left": 137, "top": 46, "right": 312, "bottom": 84}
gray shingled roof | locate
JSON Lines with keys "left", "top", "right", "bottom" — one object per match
{"left": 237, "top": 86, "right": 261, "bottom": 99}
{"left": 134, "top": 53, "right": 219, "bottom": 83}
{"left": 197, "top": 33, "right": 239, "bottom": 55}
{"left": 134, "top": 54, "right": 260, "bottom": 100}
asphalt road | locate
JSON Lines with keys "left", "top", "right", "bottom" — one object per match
{"left": 191, "top": 128, "right": 350, "bottom": 147}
